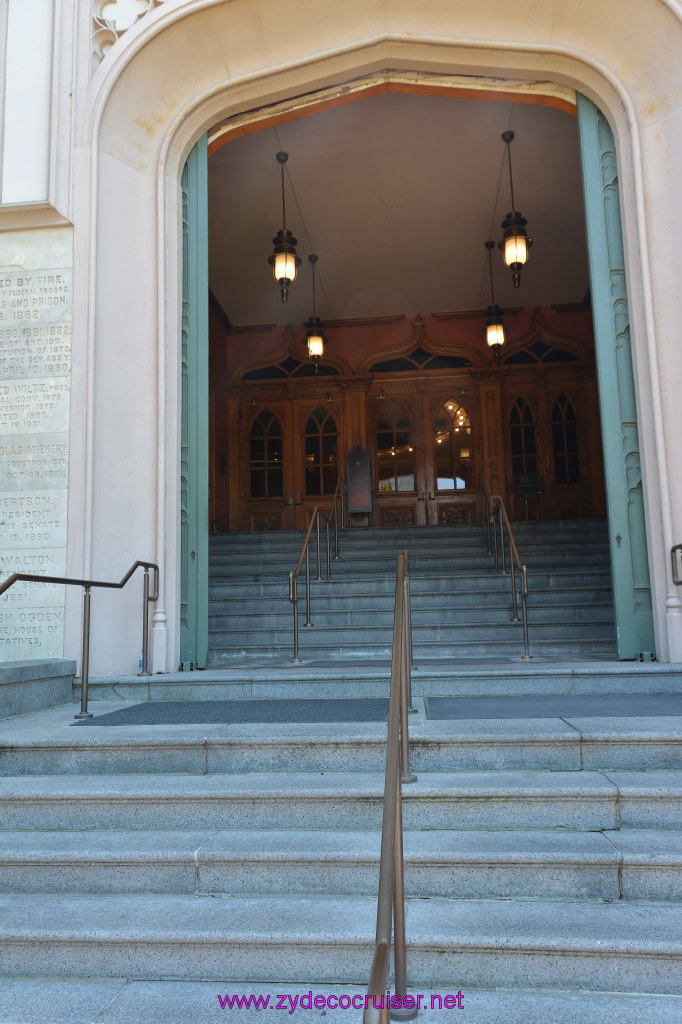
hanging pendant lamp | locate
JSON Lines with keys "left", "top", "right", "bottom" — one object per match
{"left": 305, "top": 254, "right": 327, "bottom": 373}
{"left": 268, "top": 151, "right": 301, "bottom": 302}
{"left": 498, "top": 130, "right": 532, "bottom": 288}
{"left": 485, "top": 240, "right": 506, "bottom": 364}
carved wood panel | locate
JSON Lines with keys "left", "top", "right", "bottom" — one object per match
{"left": 380, "top": 506, "right": 416, "bottom": 528}
{"left": 438, "top": 503, "right": 475, "bottom": 525}
{"left": 250, "top": 511, "right": 283, "bottom": 532}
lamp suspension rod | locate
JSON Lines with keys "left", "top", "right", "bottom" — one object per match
{"left": 503, "top": 130, "right": 516, "bottom": 211}
{"left": 485, "top": 239, "right": 496, "bottom": 304}
{"left": 483, "top": 239, "right": 493, "bottom": 303}
{"left": 276, "top": 151, "right": 288, "bottom": 230}
{"left": 310, "top": 253, "right": 318, "bottom": 316}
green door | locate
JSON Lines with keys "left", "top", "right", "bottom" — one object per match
{"left": 180, "top": 136, "right": 209, "bottom": 669}
{"left": 577, "top": 95, "right": 655, "bottom": 659}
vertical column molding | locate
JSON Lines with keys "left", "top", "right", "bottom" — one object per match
{"left": 179, "top": 136, "right": 209, "bottom": 669}
{"left": 577, "top": 94, "right": 654, "bottom": 659}
{"left": 481, "top": 383, "right": 504, "bottom": 505}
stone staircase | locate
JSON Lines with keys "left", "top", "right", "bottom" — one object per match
{"left": 1, "top": 679, "right": 682, "bottom": 1021}
{"left": 208, "top": 519, "right": 617, "bottom": 665}
{"left": 0, "top": 520, "right": 679, "bottom": 1021}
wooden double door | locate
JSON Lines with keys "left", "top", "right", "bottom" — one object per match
{"left": 238, "top": 387, "right": 480, "bottom": 531}
{"left": 242, "top": 400, "right": 342, "bottom": 532}
{"left": 224, "top": 367, "right": 604, "bottom": 532}
{"left": 371, "top": 390, "right": 480, "bottom": 527}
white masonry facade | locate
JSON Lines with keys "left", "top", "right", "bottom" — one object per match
{"left": 1, "top": 0, "right": 682, "bottom": 674}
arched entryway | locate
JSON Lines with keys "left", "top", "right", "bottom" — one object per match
{"left": 76, "top": 1, "right": 682, "bottom": 673}
{"left": 181, "top": 84, "right": 653, "bottom": 663}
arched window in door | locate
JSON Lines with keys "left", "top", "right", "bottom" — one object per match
{"left": 305, "top": 407, "right": 338, "bottom": 495}
{"left": 249, "top": 410, "right": 283, "bottom": 498}
{"left": 376, "top": 401, "right": 415, "bottom": 492}
{"left": 552, "top": 394, "right": 580, "bottom": 484}
{"left": 434, "top": 400, "right": 473, "bottom": 490}
{"left": 510, "top": 397, "right": 537, "bottom": 475}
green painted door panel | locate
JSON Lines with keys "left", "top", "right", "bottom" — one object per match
{"left": 577, "top": 95, "right": 655, "bottom": 659}
{"left": 180, "top": 137, "right": 209, "bottom": 668}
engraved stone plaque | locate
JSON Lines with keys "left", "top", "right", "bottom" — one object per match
{"left": 0, "top": 238, "right": 72, "bottom": 662}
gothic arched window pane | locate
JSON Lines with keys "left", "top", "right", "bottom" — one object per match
{"left": 552, "top": 394, "right": 580, "bottom": 485}
{"left": 305, "top": 407, "right": 338, "bottom": 495}
{"left": 376, "top": 401, "right": 415, "bottom": 492}
{"left": 510, "top": 398, "right": 537, "bottom": 475}
{"left": 249, "top": 410, "right": 283, "bottom": 497}
{"left": 434, "top": 400, "right": 473, "bottom": 491}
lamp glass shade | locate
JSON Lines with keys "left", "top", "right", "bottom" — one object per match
{"left": 486, "top": 321, "right": 505, "bottom": 349}
{"left": 307, "top": 334, "right": 325, "bottom": 360}
{"left": 503, "top": 233, "right": 528, "bottom": 268}
{"left": 273, "top": 251, "right": 298, "bottom": 284}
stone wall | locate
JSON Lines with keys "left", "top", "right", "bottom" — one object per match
{"left": 0, "top": 228, "right": 73, "bottom": 662}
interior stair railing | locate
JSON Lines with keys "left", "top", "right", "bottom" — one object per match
{"left": 364, "top": 551, "right": 418, "bottom": 1024}
{"left": 0, "top": 561, "right": 159, "bottom": 718}
{"left": 288, "top": 475, "right": 345, "bottom": 662}
{"left": 479, "top": 471, "right": 531, "bottom": 659}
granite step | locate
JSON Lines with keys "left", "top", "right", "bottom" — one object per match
{"left": 2, "top": 979, "right": 680, "bottom": 1024}
{"left": 210, "top": 603, "right": 615, "bottom": 630}
{"left": 209, "top": 570, "right": 614, "bottom": 599}
{"left": 4, "top": 707, "right": 682, "bottom": 775}
{"left": 2, "top": 769, "right": 679, "bottom": 831}
{"left": 1, "top": 827, "right": 680, "bottom": 901}
{"left": 210, "top": 586, "right": 614, "bottom": 613}
{"left": 1, "top": 893, "right": 681, "bottom": 992}
{"left": 74, "top": 663, "right": 682, "bottom": 703}
{"left": 207, "top": 619, "right": 614, "bottom": 643}
{"left": 207, "top": 634, "right": 618, "bottom": 664}
{"left": 208, "top": 550, "right": 612, "bottom": 579}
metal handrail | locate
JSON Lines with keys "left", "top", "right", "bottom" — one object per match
{"left": 672, "top": 544, "right": 682, "bottom": 586}
{"left": 479, "top": 472, "right": 531, "bottom": 659}
{"left": 364, "top": 552, "right": 417, "bottom": 1024}
{"left": 288, "top": 476, "right": 345, "bottom": 662}
{"left": 0, "top": 561, "right": 159, "bottom": 718}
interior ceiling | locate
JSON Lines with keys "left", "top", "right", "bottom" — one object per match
{"left": 208, "top": 91, "right": 590, "bottom": 328}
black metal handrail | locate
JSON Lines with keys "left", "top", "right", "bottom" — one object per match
{"left": 288, "top": 476, "right": 345, "bottom": 662}
{"left": 0, "top": 561, "right": 159, "bottom": 718}
{"left": 364, "top": 551, "right": 417, "bottom": 1024}
{"left": 479, "top": 471, "right": 531, "bottom": 659}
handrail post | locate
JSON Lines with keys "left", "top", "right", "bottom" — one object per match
{"left": 75, "top": 586, "right": 93, "bottom": 719}
{"left": 521, "top": 565, "right": 532, "bottom": 659}
{"left": 493, "top": 503, "right": 503, "bottom": 577}
{"left": 326, "top": 519, "right": 331, "bottom": 580}
{"left": 138, "top": 567, "right": 151, "bottom": 676}
{"left": 341, "top": 475, "right": 346, "bottom": 529}
{"left": 316, "top": 512, "right": 322, "bottom": 581}
{"left": 290, "top": 572, "right": 301, "bottom": 662}
{"left": 333, "top": 496, "right": 340, "bottom": 560}
{"left": 304, "top": 545, "right": 312, "bottom": 627}
{"left": 492, "top": 503, "right": 499, "bottom": 571}
{"left": 509, "top": 557, "right": 519, "bottom": 622}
